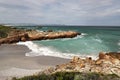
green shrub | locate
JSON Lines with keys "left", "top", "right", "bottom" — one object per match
{"left": 0, "top": 30, "right": 8, "bottom": 38}
{"left": 0, "top": 25, "right": 13, "bottom": 38}
{"left": 12, "top": 72, "right": 120, "bottom": 80}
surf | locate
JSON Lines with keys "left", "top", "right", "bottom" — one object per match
{"left": 17, "top": 41, "right": 97, "bottom": 59}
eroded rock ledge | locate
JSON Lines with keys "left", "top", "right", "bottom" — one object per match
{"left": 42, "top": 52, "right": 120, "bottom": 77}
{"left": 0, "top": 29, "right": 80, "bottom": 45}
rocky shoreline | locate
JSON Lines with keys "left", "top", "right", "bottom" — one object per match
{"left": 12, "top": 52, "right": 120, "bottom": 80}
{"left": 42, "top": 52, "right": 120, "bottom": 77}
{"left": 0, "top": 25, "right": 80, "bottom": 45}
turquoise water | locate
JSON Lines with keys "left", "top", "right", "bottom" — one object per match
{"left": 17, "top": 26, "right": 120, "bottom": 58}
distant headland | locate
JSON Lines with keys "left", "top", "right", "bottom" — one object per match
{"left": 0, "top": 25, "right": 80, "bottom": 45}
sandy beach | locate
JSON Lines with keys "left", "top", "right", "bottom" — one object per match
{"left": 0, "top": 44, "right": 69, "bottom": 80}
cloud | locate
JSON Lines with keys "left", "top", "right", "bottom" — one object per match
{"left": 0, "top": 0, "right": 120, "bottom": 25}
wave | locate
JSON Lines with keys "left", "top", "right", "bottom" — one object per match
{"left": 118, "top": 41, "right": 120, "bottom": 46}
{"left": 81, "top": 33, "right": 87, "bottom": 36}
{"left": 17, "top": 41, "right": 97, "bottom": 59}
{"left": 93, "top": 38, "right": 102, "bottom": 43}
{"left": 61, "top": 33, "right": 87, "bottom": 41}
{"left": 61, "top": 35, "right": 83, "bottom": 41}
{"left": 118, "top": 41, "right": 120, "bottom": 50}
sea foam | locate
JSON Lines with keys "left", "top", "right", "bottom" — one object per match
{"left": 61, "top": 33, "right": 87, "bottom": 41}
{"left": 17, "top": 41, "right": 97, "bottom": 59}
{"left": 118, "top": 41, "right": 120, "bottom": 46}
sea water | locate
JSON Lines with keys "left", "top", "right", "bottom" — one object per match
{"left": 17, "top": 26, "right": 120, "bottom": 59}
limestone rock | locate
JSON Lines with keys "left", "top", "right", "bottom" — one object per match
{"left": 0, "top": 30, "right": 80, "bottom": 45}
{"left": 49, "top": 52, "right": 120, "bottom": 77}
{"left": 106, "top": 52, "right": 120, "bottom": 60}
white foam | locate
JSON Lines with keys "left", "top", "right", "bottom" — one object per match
{"left": 61, "top": 33, "right": 87, "bottom": 41}
{"left": 94, "top": 38, "right": 102, "bottom": 43}
{"left": 118, "top": 42, "right": 120, "bottom": 46}
{"left": 17, "top": 41, "right": 97, "bottom": 59}
{"left": 61, "top": 35, "right": 83, "bottom": 41}
{"left": 118, "top": 41, "right": 120, "bottom": 50}
{"left": 81, "top": 33, "right": 87, "bottom": 36}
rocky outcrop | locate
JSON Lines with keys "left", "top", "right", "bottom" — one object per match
{"left": 42, "top": 52, "right": 120, "bottom": 76}
{"left": 0, "top": 33, "right": 29, "bottom": 44}
{"left": 0, "top": 30, "right": 80, "bottom": 45}
{"left": 106, "top": 52, "right": 120, "bottom": 60}
{"left": 28, "top": 31, "right": 80, "bottom": 40}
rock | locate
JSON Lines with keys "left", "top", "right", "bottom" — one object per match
{"left": 111, "top": 59, "right": 120, "bottom": 65}
{"left": 47, "top": 30, "right": 53, "bottom": 32}
{"left": 0, "top": 30, "right": 80, "bottom": 45}
{"left": 0, "top": 33, "right": 29, "bottom": 44}
{"left": 55, "top": 64, "right": 67, "bottom": 70}
{"left": 21, "top": 37, "right": 26, "bottom": 41}
{"left": 106, "top": 52, "right": 120, "bottom": 60}
{"left": 95, "top": 59, "right": 103, "bottom": 65}
{"left": 79, "top": 64, "right": 85, "bottom": 68}
{"left": 98, "top": 52, "right": 114, "bottom": 60}
{"left": 42, "top": 67, "right": 55, "bottom": 74}
{"left": 99, "top": 52, "right": 106, "bottom": 59}
{"left": 85, "top": 57, "right": 93, "bottom": 64}
{"left": 71, "top": 56, "right": 80, "bottom": 63}
{"left": 39, "top": 52, "right": 120, "bottom": 77}
{"left": 111, "top": 68, "right": 120, "bottom": 76}
{"left": 20, "top": 33, "right": 29, "bottom": 41}
{"left": 29, "top": 35, "right": 44, "bottom": 40}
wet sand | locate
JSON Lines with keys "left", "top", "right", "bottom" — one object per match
{"left": 0, "top": 44, "right": 69, "bottom": 80}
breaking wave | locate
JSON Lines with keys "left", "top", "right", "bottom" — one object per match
{"left": 61, "top": 33, "right": 87, "bottom": 41}
{"left": 118, "top": 41, "right": 120, "bottom": 46}
{"left": 17, "top": 41, "right": 97, "bottom": 59}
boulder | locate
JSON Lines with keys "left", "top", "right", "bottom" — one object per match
{"left": 99, "top": 52, "right": 106, "bottom": 59}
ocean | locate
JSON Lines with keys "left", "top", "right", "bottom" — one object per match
{"left": 16, "top": 26, "right": 120, "bottom": 59}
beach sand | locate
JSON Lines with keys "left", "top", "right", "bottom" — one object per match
{"left": 0, "top": 44, "right": 69, "bottom": 80}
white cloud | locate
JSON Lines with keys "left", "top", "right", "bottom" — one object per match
{"left": 0, "top": 0, "right": 120, "bottom": 25}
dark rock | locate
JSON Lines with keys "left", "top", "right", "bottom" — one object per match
{"left": 47, "top": 30, "right": 53, "bottom": 32}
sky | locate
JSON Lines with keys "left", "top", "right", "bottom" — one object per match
{"left": 0, "top": 0, "right": 120, "bottom": 25}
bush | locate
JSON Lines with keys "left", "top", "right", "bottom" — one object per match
{"left": 12, "top": 72, "right": 120, "bottom": 80}
{"left": 0, "top": 30, "right": 8, "bottom": 38}
{"left": 0, "top": 25, "right": 15, "bottom": 38}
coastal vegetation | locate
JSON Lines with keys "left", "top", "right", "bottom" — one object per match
{"left": 0, "top": 25, "right": 25, "bottom": 38}
{"left": 12, "top": 72, "right": 120, "bottom": 80}
{"left": 0, "top": 25, "right": 12, "bottom": 38}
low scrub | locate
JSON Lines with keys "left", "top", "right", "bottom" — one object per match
{"left": 12, "top": 72, "right": 120, "bottom": 80}
{"left": 0, "top": 25, "right": 12, "bottom": 38}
